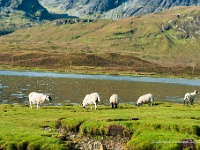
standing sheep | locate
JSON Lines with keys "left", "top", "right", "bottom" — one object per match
{"left": 109, "top": 94, "right": 120, "bottom": 108}
{"left": 137, "top": 93, "right": 154, "bottom": 107}
{"left": 82, "top": 92, "right": 100, "bottom": 109}
{"left": 29, "top": 92, "right": 52, "bottom": 109}
{"left": 184, "top": 90, "right": 199, "bottom": 106}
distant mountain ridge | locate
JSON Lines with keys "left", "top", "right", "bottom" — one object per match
{"left": 0, "top": 0, "right": 50, "bottom": 19}
{"left": 39, "top": 0, "right": 200, "bottom": 19}
{"left": 0, "top": 0, "right": 51, "bottom": 35}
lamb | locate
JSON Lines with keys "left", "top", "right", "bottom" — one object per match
{"left": 137, "top": 93, "right": 154, "bottom": 107}
{"left": 109, "top": 94, "right": 120, "bottom": 108}
{"left": 29, "top": 92, "right": 52, "bottom": 109}
{"left": 82, "top": 92, "right": 100, "bottom": 109}
{"left": 184, "top": 90, "right": 199, "bottom": 106}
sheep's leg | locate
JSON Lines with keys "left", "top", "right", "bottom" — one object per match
{"left": 94, "top": 103, "right": 97, "bottom": 110}
{"left": 37, "top": 103, "right": 39, "bottom": 109}
{"left": 191, "top": 100, "right": 194, "bottom": 105}
{"left": 111, "top": 103, "right": 114, "bottom": 108}
{"left": 184, "top": 100, "right": 188, "bottom": 106}
{"left": 115, "top": 104, "right": 118, "bottom": 108}
{"left": 151, "top": 100, "right": 153, "bottom": 106}
{"left": 30, "top": 102, "right": 32, "bottom": 108}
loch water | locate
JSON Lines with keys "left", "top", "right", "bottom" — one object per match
{"left": 0, "top": 70, "right": 200, "bottom": 105}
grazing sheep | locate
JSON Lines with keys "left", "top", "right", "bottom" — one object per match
{"left": 82, "top": 92, "right": 100, "bottom": 109}
{"left": 29, "top": 92, "right": 52, "bottom": 109}
{"left": 109, "top": 94, "right": 120, "bottom": 108}
{"left": 184, "top": 90, "right": 199, "bottom": 106}
{"left": 137, "top": 93, "right": 154, "bottom": 107}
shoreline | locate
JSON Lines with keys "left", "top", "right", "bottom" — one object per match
{"left": 1, "top": 65, "right": 200, "bottom": 79}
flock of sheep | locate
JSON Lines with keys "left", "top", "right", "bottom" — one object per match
{"left": 28, "top": 90, "right": 199, "bottom": 109}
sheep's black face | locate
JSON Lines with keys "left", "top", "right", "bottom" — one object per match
{"left": 47, "top": 95, "right": 52, "bottom": 103}
{"left": 195, "top": 90, "right": 199, "bottom": 94}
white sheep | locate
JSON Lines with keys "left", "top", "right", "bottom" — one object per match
{"left": 184, "top": 90, "right": 199, "bottom": 106}
{"left": 137, "top": 93, "right": 154, "bottom": 107}
{"left": 29, "top": 92, "right": 52, "bottom": 109}
{"left": 82, "top": 92, "right": 100, "bottom": 109}
{"left": 109, "top": 94, "right": 120, "bottom": 108}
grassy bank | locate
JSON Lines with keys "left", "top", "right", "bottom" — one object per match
{"left": 1, "top": 103, "right": 200, "bottom": 149}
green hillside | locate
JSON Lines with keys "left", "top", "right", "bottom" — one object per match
{"left": 0, "top": 6, "right": 200, "bottom": 76}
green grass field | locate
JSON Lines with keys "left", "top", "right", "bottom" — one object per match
{"left": 1, "top": 102, "right": 200, "bottom": 149}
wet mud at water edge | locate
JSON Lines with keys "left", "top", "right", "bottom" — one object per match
{"left": 0, "top": 70, "right": 200, "bottom": 105}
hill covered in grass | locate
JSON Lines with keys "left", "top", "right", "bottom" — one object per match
{"left": 0, "top": 6, "right": 200, "bottom": 76}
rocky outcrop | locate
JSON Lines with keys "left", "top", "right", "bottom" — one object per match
{"left": 39, "top": 0, "right": 200, "bottom": 19}
{"left": 52, "top": 18, "right": 94, "bottom": 26}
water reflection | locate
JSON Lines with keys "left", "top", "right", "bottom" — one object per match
{"left": 0, "top": 70, "right": 199, "bottom": 105}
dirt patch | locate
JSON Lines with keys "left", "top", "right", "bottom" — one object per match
{"left": 64, "top": 133, "right": 130, "bottom": 150}
{"left": 108, "top": 125, "right": 133, "bottom": 138}
{"left": 54, "top": 119, "right": 132, "bottom": 149}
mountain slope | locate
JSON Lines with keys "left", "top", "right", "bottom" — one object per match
{"left": 39, "top": 0, "right": 200, "bottom": 19}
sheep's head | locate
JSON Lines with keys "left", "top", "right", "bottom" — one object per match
{"left": 46, "top": 95, "right": 52, "bottom": 103}
{"left": 81, "top": 103, "right": 86, "bottom": 108}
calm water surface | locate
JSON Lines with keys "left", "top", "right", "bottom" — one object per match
{"left": 0, "top": 70, "right": 200, "bottom": 105}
